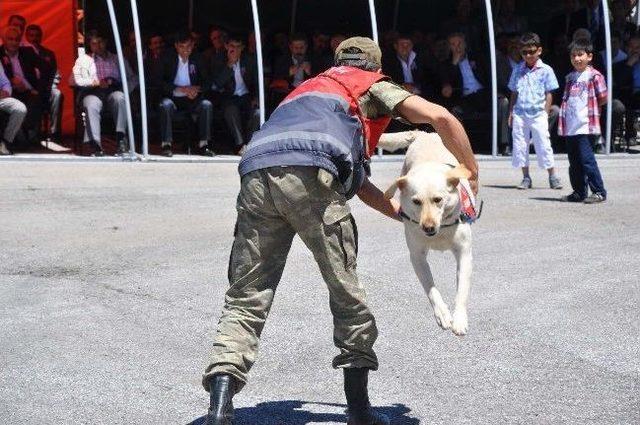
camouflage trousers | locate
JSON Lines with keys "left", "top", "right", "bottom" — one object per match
{"left": 203, "top": 166, "right": 379, "bottom": 392}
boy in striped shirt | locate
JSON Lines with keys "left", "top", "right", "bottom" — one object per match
{"left": 558, "top": 38, "right": 608, "bottom": 203}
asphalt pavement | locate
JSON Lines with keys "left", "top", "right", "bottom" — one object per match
{"left": 1, "top": 155, "right": 638, "bottom": 424}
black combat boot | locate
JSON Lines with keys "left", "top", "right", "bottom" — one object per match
{"left": 205, "top": 374, "right": 236, "bottom": 425}
{"left": 344, "top": 368, "right": 390, "bottom": 425}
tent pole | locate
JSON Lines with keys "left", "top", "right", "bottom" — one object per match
{"left": 367, "top": 0, "right": 382, "bottom": 156}
{"left": 484, "top": 0, "right": 498, "bottom": 157}
{"left": 105, "top": 0, "right": 136, "bottom": 160}
{"left": 130, "top": 0, "right": 148, "bottom": 158}
{"left": 250, "top": 0, "right": 266, "bottom": 126}
{"left": 603, "top": 0, "right": 613, "bottom": 154}
{"left": 367, "top": 0, "right": 379, "bottom": 43}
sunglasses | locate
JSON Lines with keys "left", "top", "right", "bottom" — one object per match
{"left": 521, "top": 48, "right": 539, "bottom": 56}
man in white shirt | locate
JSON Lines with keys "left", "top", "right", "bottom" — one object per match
{"left": 72, "top": 30, "right": 133, "bottom": 156}
{"left": 0, "top": 62, "right": 27, "bottom": 155}
{"left": 157, "top": 30, "right": 214, "bottom": 157}
{"left": 211, "top": 34, "right": 258, "bottom": 155}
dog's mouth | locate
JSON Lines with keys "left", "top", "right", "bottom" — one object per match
{"left": 422, "top": 227, "right": 438, "bottom": 237}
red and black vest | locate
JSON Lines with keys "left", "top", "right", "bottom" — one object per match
{"left": 239, "top": 66, "right": 393, "bottom": 199}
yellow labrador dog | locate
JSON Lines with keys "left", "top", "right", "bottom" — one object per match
{"left": 380, "top": 130, "right": 475, "bottom": 336}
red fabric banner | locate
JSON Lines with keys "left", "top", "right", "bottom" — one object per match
{"left": 1, "top": 0, "right": 77, "bottom": 135}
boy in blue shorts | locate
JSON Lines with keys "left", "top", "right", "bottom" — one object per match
{"left": 558, "top": 38, "right": 608, "bottom": 203}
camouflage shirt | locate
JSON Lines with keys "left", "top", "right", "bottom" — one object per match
{"left": 359, "top": 80, "right": 413, "bottom": 120}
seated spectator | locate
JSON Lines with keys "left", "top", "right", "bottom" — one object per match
{"left": 496, "top": 32, "right": 522, "bottom": 155}
{"left": 595, "top": 31, "right": 627, "bottom": 151}
{"left": 72, "top": 30, "right": 132, "bottom": 156}
{"left": 211, "top": 33, "right": 258, "bottom": 155}
{"left": 0, "top": 26, "right": 46, "bottom": 145}
{"left": 613, "top": 36, "right": 640, "bottom": 146}
{"left": 25, "top": 24, "right": 63, "bottom": 143}
{"left": 272, "top": 33, "right": 312, "bottom": 91}
{"left": 144, "top": 33, "right": 165, "bottom": 105}
{"left": 382, "top": 33, "right": 432, "bottom": 97}
{"left": 439, "top": 32, "right": 490, "bottom": 149}
{"left": 268, "top": 32, "right": 289, "bottom": 70}
{"left": 496, "top": 33, "right": 521, "bottom": 93}
{"left": 157, "top": 30, "right": 214, "bottom": 157}
{"left": 190, "top": 30, "right": 205, "bottom": 53}
{"left": 5, "top": 15, "right": 31, "bottom": 48}
{"left": 203, "top": 26, "right": 228, "bottom": 64}
{"left": 440, "top": 32, "right": 489, "bottom": 106}
{"left": 309, "top": 31, "right": 332, "bottom": 75}
{"left": 602, "top": 31, "right": 627, "bottom": 66}
{"left": 124, "top": 30, "right": 138, "bottom": 72}
{"left": 0, "top": 62, "right": 27, "bottom": 155}
{"left": 269, "top": 33, "right": 312, "bottom": 111}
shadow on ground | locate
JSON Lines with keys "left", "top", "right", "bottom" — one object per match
{"left": 187, "top": 400, "right": 420, "bottom": 424}
{"left": 482, "top": 184, "right": 519, "bottom": 190}
{"left": 529, "top": 196, "right": 565, "bottom": 202}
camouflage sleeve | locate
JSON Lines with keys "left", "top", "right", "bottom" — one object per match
{"left": 360, "top": 80, "right": 413, "bottom": 119}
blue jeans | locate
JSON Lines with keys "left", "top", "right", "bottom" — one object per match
{"left": 566, "top": 135, "right": 607, "bottom": 199}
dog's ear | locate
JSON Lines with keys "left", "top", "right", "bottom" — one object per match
{"left": 383, "top": 176, "right": 408, "bottom": 199}
{"left": 446, "top": 165, "right": 472, "bottom": 187}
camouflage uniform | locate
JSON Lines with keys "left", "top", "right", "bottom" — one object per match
{"left": 203, "top": 80, "right": 412, "bottom": 392}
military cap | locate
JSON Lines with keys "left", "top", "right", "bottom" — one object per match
{"left": 334, "top": 36, "right": 382, "bottom": 69}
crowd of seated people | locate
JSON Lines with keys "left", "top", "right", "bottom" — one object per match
{"left": 0, "top": 14, "right": 61, "bottom": 155}
{"left": 4, "top": 0, "right": 640, "bottom": 157}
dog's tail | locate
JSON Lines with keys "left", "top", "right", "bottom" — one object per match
{"left": 377, "top": 130, "right": 419, "bottom": 152}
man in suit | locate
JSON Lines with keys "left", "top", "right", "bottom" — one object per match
{"left": 203, "top": 26, "right": 228, "bottom": 70}
{"left": 25, "top": 24, "right": 63, "bottom": 143}
{"left": 382, "top": 33, "right": 432, "bottom": 98}
{"left": 157, "top": 30, "right": 214, "bottom": 157}
{"left": 439, "top": 32, "right": 492, "bottom": 151}
{"left": 211, "top": 33, "right": 258, "bottom": 155}
{"left": 272, "top": 33, "right": 312, "bottom": 91}
{"left": 143, "top": 33, "right": 165, "bottom": 109}
{"left": 0, "top": 25, "right": 46, "bottom": 145}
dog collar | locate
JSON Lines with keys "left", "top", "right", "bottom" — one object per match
{"left": 397, "top": 208, "right": 461, "bottom": 228}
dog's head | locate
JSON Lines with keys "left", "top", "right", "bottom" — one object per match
{"left": 385, "top": 163, "right": 472, "bottom": 236}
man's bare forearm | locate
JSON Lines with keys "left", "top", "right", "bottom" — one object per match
{"left": 396, "top": 95, "right": 479, "bottom": 186}
{"left": 356, "top": 178, "right": 401, "bottom": 221}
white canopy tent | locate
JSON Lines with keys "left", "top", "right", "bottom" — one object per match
{"left": 107, "top": 0, "right": 615, "bottom": 159}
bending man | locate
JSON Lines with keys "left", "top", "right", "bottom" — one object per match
{"left": 203, "top": 37, "right": 478, "bottom": 425}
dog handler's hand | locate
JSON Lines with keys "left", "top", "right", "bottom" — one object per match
{"left": 396, "top": 95, "right": 479, "bottom": 194}
{"left": 357, "top": 177, "right": 402, "bottom": 222}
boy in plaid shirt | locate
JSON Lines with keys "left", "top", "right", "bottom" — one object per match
{"left": 558, "top": 38, "right": 608, "bottom": 203}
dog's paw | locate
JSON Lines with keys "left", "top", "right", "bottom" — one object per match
{"left": 451, "top": 309, "right": 468, "bottom": 336}
{"left": 433, "top": 303, "right": 452, "bottom": 330}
